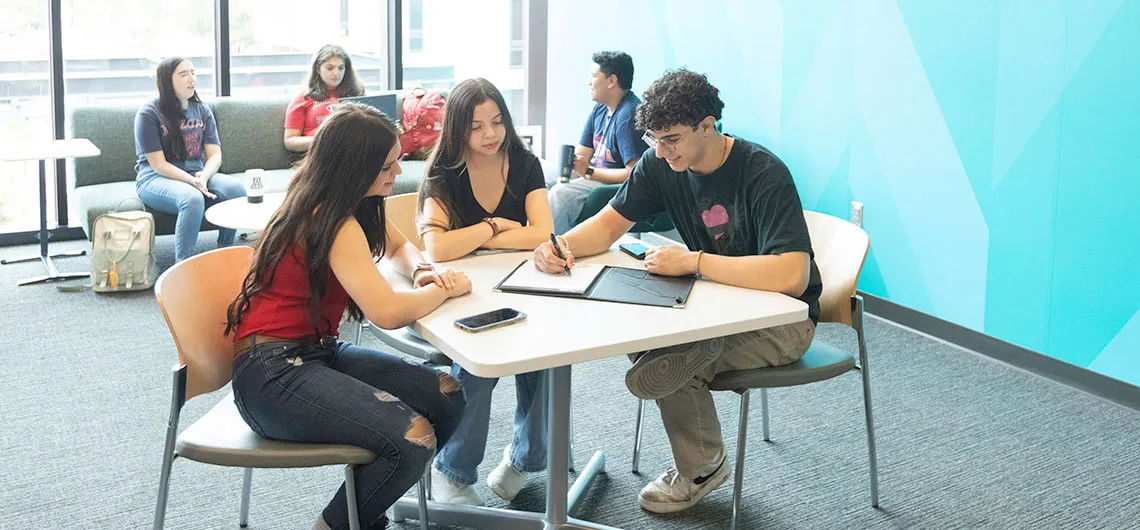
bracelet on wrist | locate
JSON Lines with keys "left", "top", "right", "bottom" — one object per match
{"left": 482, "top": 217, "right": 499, "bottom": 236}
{"left": 556, "top": 235, "right": 572, "bottom": 255}
{"left": 695, "top": 250, "right": 704, "bottom": 279}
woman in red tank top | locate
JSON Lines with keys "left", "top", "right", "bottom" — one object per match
{"left": 225, "top": 102, "right": 470, "bottom": 530}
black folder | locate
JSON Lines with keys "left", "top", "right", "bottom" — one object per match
{"left": 493, "top": 260, "right": 695, "bottom": 308}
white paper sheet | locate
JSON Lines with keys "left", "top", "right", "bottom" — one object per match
{"left": 499, "top": 260, "right": 605, "bottom": 294}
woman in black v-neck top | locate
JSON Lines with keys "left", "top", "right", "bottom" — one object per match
{"left": 417, "top": 78, "right": 552, "bottom": 263}
{"left": 415, "top": 78, "right": 554, "bottom": 506}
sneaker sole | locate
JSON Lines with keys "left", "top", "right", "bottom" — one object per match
{"left": 638, "top": 465, "right": 731, "bottom": 514}
{"left": 626, "top": 337, "right": 725, "bottom": 400}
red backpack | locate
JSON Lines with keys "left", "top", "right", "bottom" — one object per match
{"left": 400, "top": 88, "right": 446, "bottom": 159}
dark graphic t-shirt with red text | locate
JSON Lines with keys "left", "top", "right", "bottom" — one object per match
{"left": 610, "top": 138, "right": 822, "bottom": 323}
{"left": 134, "top": 99, "right": 220, "bottom": 174}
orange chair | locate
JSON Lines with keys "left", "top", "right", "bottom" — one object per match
{"left": 152, "top": 246, "right": 429, "bottom": 530}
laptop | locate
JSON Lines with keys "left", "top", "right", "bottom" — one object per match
{"left": 340, "top": 94, "right": 399, "bottom": 121}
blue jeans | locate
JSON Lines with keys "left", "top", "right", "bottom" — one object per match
{"left": 135, "top": 169, "right": 245, "bottom": 262}
{"left": 433, "top": 365, "right": 549, "bottom": 485}
{"left": 231, "top": 340, "right": 465, "bottom": 530}
{"left": 548, "top": 178, "right": 603, "bottom": 234}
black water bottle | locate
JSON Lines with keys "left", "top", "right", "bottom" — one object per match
{"left": 558, "top": 144, "right": 575, "bottom": 183}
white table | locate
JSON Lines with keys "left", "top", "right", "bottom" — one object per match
{"left": 203, "top": 192, "right": 285, "bottom": 231}
{"left": 0, "top": 139, "right": 101, "bottom": 286}
{"left": 385, "top": 243, "right": 808, "bottom": 530}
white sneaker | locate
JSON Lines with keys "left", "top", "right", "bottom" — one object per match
{"left": 638, "top": 457, "right": 730, "bottom": 514}
{"left": 430, "top": 466, "right": 484, "bottom": 506}
{"left": 487, "top": 445, "right": 527, "bottom": 501}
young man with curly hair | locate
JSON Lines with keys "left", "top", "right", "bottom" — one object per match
{"left": 548, "top": 51, "right": 647, "bottom": 233}
{"left": 533, "top": 69, "right": 822, "bottom": 514}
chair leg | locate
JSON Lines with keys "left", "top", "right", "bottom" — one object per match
{"left": 760, "top": 388, "right": 770, "bottom": 442}
{"left": 154, "top": 368, "right": 186, "bottom": 530}
{"left": 355, "top": 321, "right": 366, "bottom": 344}
{"left": 345, "top": 465, "right": 361, "bottom": 530}
{"left": 152, "top": 451, "right": 177, "bottom": 530}
{"left": 631, "top": 398, "right": 645, "bottom": 474}
{"left": 853, "top": 295, "right": 881, "bottom": 507}
{"left": 417, "top": 476, "right": 429, "bottom": 530}
{"left": 239, "top": 468, "right": 252, "bottom": 528}
{"left": 731, "top": 390, "right": 751, "bottom": 530}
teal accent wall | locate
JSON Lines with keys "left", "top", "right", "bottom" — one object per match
{"left": 546, "top": 0, "right": 1140, "bottom": 386}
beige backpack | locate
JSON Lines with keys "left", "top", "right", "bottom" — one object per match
{"left": 91, "top": 200, "right": 157, "bottom": 292}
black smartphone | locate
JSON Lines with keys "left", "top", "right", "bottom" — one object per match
{"left": 454, "top": 308, "right": 527, "bottom": 333}
{"left": 619, "top": 242, "right": 649, "bottom": 260}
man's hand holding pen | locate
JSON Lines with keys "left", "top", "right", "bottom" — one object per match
{"left": 535, "top": 234, "right": 575, "bottom": 274}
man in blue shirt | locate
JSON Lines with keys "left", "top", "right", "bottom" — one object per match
{"left": 548, "top": 51, "right": 648, "bottom": 234}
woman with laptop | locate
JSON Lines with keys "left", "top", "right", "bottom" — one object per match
{"left": 227, "top": 102, "right": 471, "bottom": 530}
{"left": 283, "top": 44, "right": 365, "bottom": 159}
{"left": 416, "top": 78, "right": 555, "bottom": 505}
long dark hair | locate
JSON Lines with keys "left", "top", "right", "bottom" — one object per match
{"left": 418, "top": 78, "right": 527, "bottom": 231}
{"left": 304, "top": 44, "right": 365, "bottom": 102}
{"left": 156, "top": 57, "right": 201, "bottom": 161}
{"left": 226, "top": 103, "right": 399, "bottom": 335}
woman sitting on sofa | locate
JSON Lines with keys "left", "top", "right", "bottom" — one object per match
{"left": 417, "top": 78, "right": 554, "bottom": 506}
{"left": 283, "top": 44, "right": 365, "bottom": 157}
{"left": 134, "top": 56, "right": 244, "bottom": 263}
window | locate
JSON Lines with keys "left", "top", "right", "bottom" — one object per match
{"left": 62, "top": 0, "right": 217, "bottom": 107}
{"left": 0, "top": 1, "right": 51, "bottom": 233}
{"left": 510, "top": 0, "right": 524, "bottom": 67}
{"left": 229, "top": 0, "right": 389, "bottom": 98}
{"left": 401, "top": 0, "right": 525, "bottom": 121}
{"left": 408, "top": 0, "right": 424, "bottom": 52}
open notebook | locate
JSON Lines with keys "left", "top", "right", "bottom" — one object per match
{"left": 494, "top": 259, "right": 695, "bottom": 308}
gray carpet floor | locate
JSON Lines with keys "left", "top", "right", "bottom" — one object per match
{"left": 2, "top": 233, "right": 1139, "bottom": 529}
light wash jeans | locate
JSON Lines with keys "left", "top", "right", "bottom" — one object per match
{"left": 232, "top": 339, "right": 465, "bottom": 530}
{"left": 135, "top": 168, "right": 245, "bottom": 262}
{"left": 433, "top": 364, "right": 549, "bottom": 485}
{"left": 548, "top": 178, "right": 604, "bottom": 234}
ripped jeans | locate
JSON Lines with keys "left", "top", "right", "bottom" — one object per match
{"left": 231, "top": 339, "right": 465, "bottom": 530}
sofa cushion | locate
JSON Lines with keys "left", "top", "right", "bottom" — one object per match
{"left": 68, "top": 103, "right": 141, "bottom": 187}
{"left": 211, "top": 96, "right": 294, "bottom": 174}
{"left": 72, "top": 180, "right": 230, "bottom": 240}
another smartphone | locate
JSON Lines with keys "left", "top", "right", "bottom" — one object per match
{"left": 619, "top": 242, "right": 649, "bottom": 260}
{"left": 454, "top": 308, "right": 527, "bottom": 333}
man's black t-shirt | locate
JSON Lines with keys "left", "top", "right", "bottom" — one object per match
{"left": 434, "top": 147, "right": 547, "bottom": 228}
{"left": 610, "top": 137, "right": 822, "bottom": 323}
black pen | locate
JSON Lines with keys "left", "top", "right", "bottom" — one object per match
{"left": 549, "top": 233, "right": 571, "bottom": 276}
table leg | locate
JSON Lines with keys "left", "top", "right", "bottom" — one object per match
{"left": 391, "top": 365, "right": 621, "bottom": 530}
{"left": 1, "top": 160, "right": 89, "bottom": 286}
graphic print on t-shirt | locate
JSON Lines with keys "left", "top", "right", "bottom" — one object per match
{"left": 697, "top": 201, "right": 746, "bottom": 255}
{"left": 590, "top": 114, "right": 616, "bottom": 167}
{"left": 158, "top": 118, "right": 205, "bottom": 159}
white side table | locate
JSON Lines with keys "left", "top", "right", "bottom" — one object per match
{"left": 204, "top": 192, "right": 286, "bottom": 232}
{"left": 0, "top": 139, "right": 101, "bottom": 286}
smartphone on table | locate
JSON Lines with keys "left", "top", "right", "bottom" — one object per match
{"left": 619, "top": 242, "right": 649, "bottom": 260}
{"left": 454, "top": 308, "right": 527, "bottom": 333}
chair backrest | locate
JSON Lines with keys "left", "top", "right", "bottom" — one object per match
{"left": 804, "top": 211, "right": 870, "bottom": 326}
{"left": 155, "top": 246, "right": 254, "bottom": 401}
{"left": 385, "top": 192, "right": 423, "bottom": 250}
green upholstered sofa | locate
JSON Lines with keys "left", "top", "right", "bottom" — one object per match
{"left": 67, "top": 93, "right": 433, "bottom": 240}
